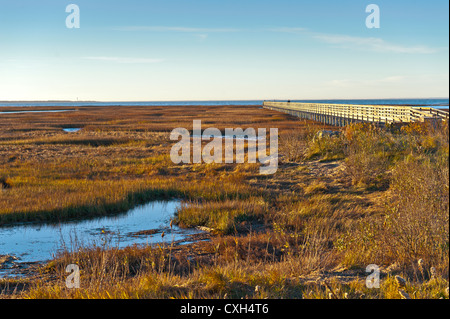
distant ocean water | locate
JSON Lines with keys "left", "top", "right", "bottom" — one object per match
{"left": 0, "top": 99, "right": 448, "bottom": 108}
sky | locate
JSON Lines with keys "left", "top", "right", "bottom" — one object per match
{"left": 0, "top": 0, "right": 448, "bottom": 101}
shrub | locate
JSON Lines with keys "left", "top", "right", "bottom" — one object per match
{"left": 305, "top": 133, "right": 346, "bottom": 161}
{"left": 382, "top": 156, "right": 449, "bottom": 268}
{"left": 279, "top": 129, "right": 307, "bottom": 162}
{"left": 335, "top": 121, "right": 449, "bottom": 275}
{"left": 344, "top": 124, "right": 391, "bottom": 188}
{"left": 339, "top": 154, "right": 449, "bottom": 275}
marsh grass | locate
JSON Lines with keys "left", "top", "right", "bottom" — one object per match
{"left": 175, "top": 198, "right": 268, "bottom": 234}
{"left": 377, "top": 156, "right": 449, "bottom": 272}
{"left": 334, "top": 121, "right": 449, "bottom": 279}
{"left": 306, "top": 135, "right": 347, "bottom": 162}
{"left": 1, "top": 106, "right": 448, "bottom": 299}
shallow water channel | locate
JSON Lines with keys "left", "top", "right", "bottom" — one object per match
{"left": 0, "top": 200, "right": 203, "bottom": 278}
{"left": 0, "top": 110, "right": 75, "bottom": 115}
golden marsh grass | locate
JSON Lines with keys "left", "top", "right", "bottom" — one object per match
{"left": 0, "top": 105, "right": 448, "bottom": 299}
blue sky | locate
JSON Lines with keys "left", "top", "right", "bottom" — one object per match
{"left": 0, "top": 0, "right": 448, "bottom": 101}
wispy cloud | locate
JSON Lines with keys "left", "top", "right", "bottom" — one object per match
{"left": 266, "top": 27, "right": 308, "bottom": 33}
{"left": 270, "top": 27, "right": 440, "bottom": 54}
{"left": 196, "top": 34, "right": 209, "bottom": 41}
{"left": 312, "top": 34, "right": 438, "bottom": 54}
{"left": 327, "top": 74, "right": 449, "bottom": 88}
{"left": 82, "top": 57, "right": 165, "bottom": 64}
{"left": 328, "top": 76, "right": 406, "bottom": 88}
{"left": 111, "top": 25, "right": 442, "bottom": 54}
{"left": 113, "top": 26, "right": 240, "bottom": 33}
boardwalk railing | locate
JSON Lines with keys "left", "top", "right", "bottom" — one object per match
{"left": 263, "top": 101, "right": 449, "bottom": 127}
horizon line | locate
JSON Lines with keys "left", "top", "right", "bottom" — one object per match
{"left": 1, "top": 97, "right": 449, "bottom": 103}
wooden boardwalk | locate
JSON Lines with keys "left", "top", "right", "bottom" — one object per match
{"left": 263, "top": 101, "right": 449, "bottom": 127}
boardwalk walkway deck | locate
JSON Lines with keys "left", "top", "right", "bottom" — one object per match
{"left": 263, "top": 101, "right": 449, "bottom": 127}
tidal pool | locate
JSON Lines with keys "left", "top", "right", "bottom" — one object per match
{"left": 0, "top": 200, "right": 202, "bottom": 277}
{"left": 63, "top": 128, "right": 82, "bottom": 132}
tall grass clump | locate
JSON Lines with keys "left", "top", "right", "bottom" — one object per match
{"left": 337, "top": 121, "right": 449, "bottom": 277}
{"left": 175, "top": 198, "right": 268, "bottom": 234}
{"left": 305, "top": 131, "right": 346, "bottom": 162}
{"left": 279, "top": 129, "right": 308, "bottom": 162}
{"left": 343, "top": 123, "right": 393, "bottom": 189}
{"left": 382, "top": 156, "right": 449, "bottom": 270}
